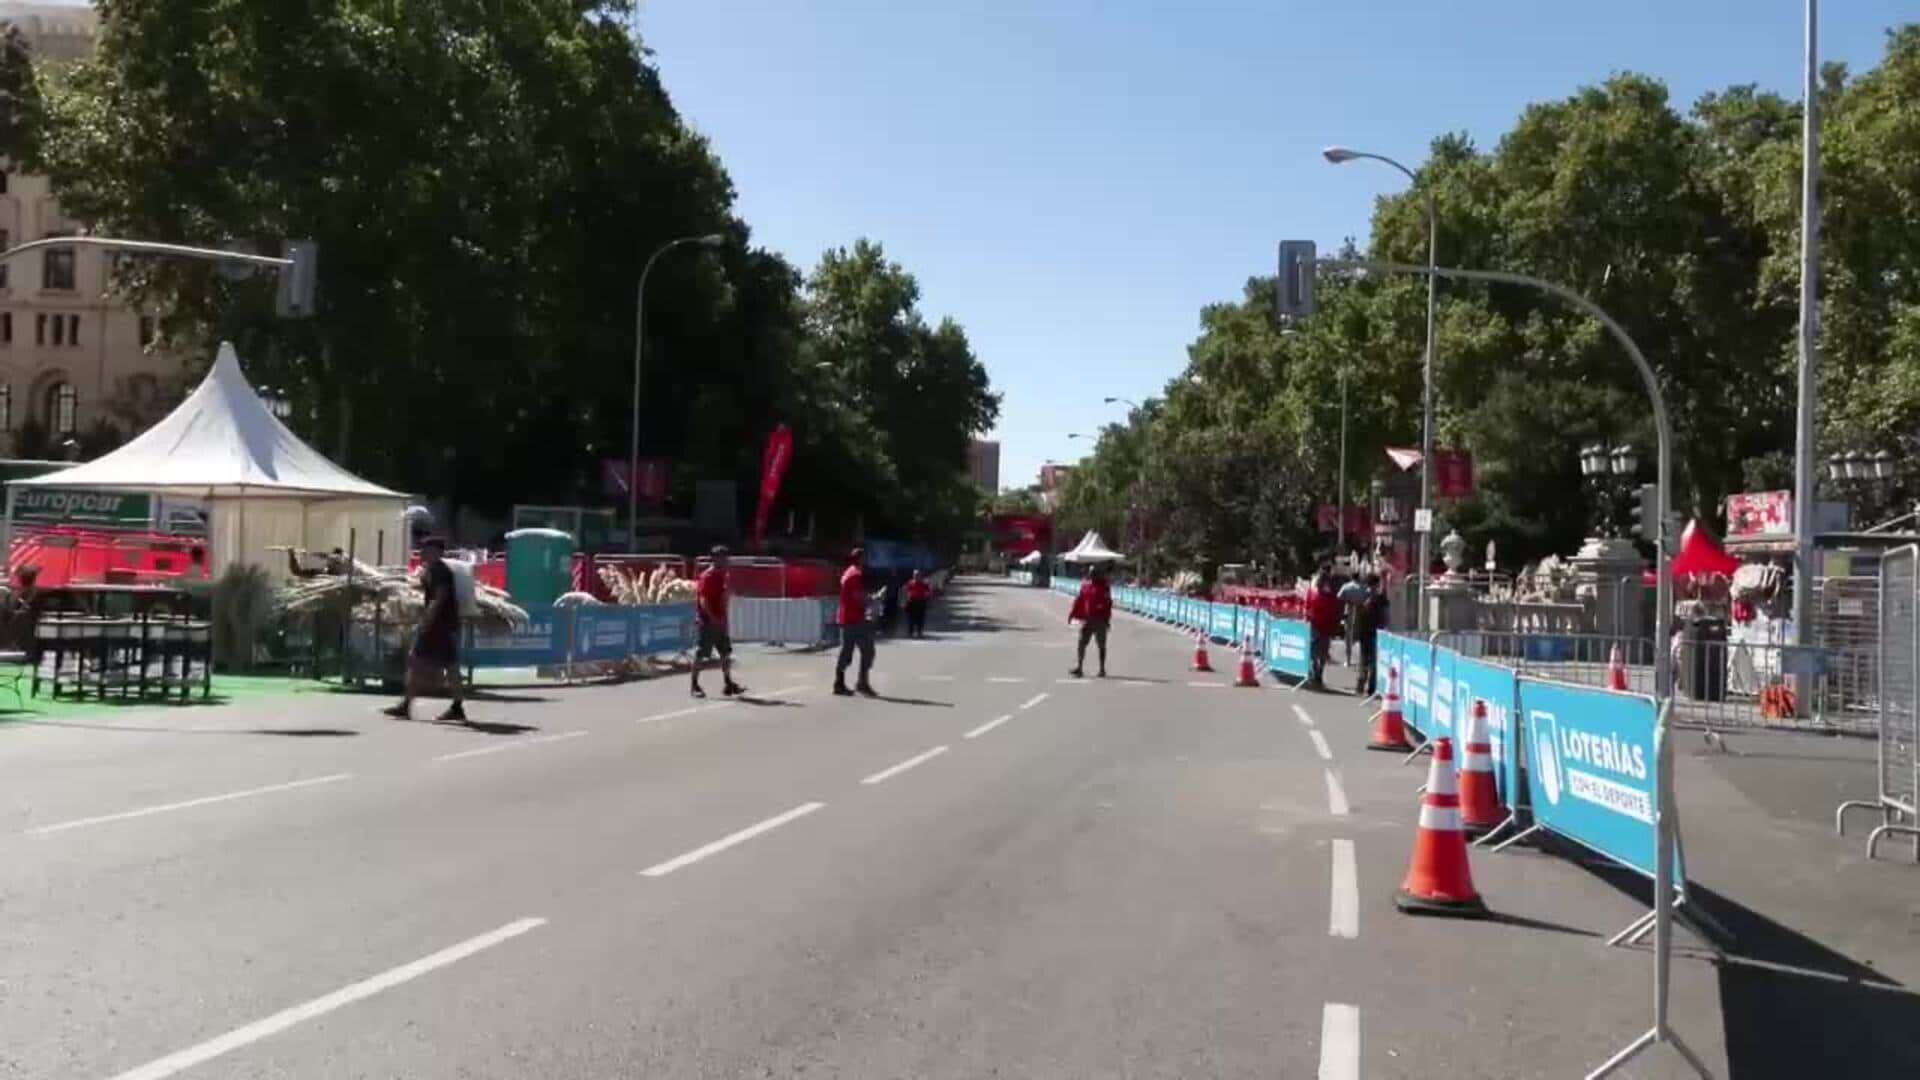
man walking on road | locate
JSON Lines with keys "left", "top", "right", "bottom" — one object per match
{"left": 834, "top": 548, "right": 878, "bottom": 697}
{"left": 1354, "top": 572, "right": 1388, "bottom": 695}
{"left": 904, "top": 570, "right": 932, "bottom": 638}
{"left": 1067, "top": 564, "right": 1113, "bottom": 678}
{"left": 383, "top": 536, "right": 466, "bottom": 722}
{"left": 1304, "top": 565, "right": 1341, "bottom": 691}
{"left": 691, "top": 545, "right": 745, "bottom": 699}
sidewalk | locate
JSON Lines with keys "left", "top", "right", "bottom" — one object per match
{"left": 1307, "top": 658, "right": 1920, "bottom": 1078}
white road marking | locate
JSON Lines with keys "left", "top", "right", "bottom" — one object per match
{"left": 920, "top": 674, "right": 955, "bottom": 682}
{"left": 1324, "top": 770, "right": 1351, "bottom": 816}
{"left": 1318, "top": 1002, "right": 1360, "bottom": 1080}
{"left": 861, "top": 745, "right": 950, "bottom": 785}
{"left": 764, "top": 684, "right": 811, "bottom": 697}
{"left": 641, "top": 802, "right": 825, "bottom": 877}
{"left": 965, "top": 714, "right": 1013, "bottom": 739}
{"left": 1330, "top": 839, "right": 1358, "bottom": 939}
{"left": 29, "top": 774, "right": 352, "bottom": 835}
{"left": 1308, "top": 730, "right": 1334, "bottom": 761}
{"left": 433, "top": 730, "right": 587, "bottom": 762}
{"left": 987, "top": 676, "right": 1028, "bottom": 684}
{"left": 104, "top": 917, "right": 546, "bottom": 1080}
{"left": 1018, "top": 693, "right": 1049, "bottom": 710}
{"left": 1187, "top": 681, "right": 1225, "bottom": 688}
{"left": 1053, "top": 677, "right": 1094, "bottom": 684}
{"left": 1292, "top": 703, "right": 1315, "bottom": 726}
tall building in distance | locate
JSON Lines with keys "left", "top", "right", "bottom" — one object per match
{"left": 0, "top": 3, "right": 176, "bottom": 456}
{"left": 966, "top": 438, "right": 1000, "bottom": 493}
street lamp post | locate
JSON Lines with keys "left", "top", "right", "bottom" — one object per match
{"left": 1337, "top": 362, "right": 1348, "bottom": 564}
{"left": 630, "top": 233, "right": 724, "bottom": 547}
{"left": 1325, "top": 146, "right": 1438, "bottom": 629}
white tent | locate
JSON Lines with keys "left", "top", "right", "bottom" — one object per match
{"left": 7, "top": 343, "right": 410, "bottom": 580}
{"left": 1016, "top": 549, "right": 1044, "bottom": 567}
{"left": 1061, "top": 530, "right": 1124, "bottom": 564}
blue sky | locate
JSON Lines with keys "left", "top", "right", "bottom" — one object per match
{"left": 646, "top": 1, "right": 1906, "bottom": 491}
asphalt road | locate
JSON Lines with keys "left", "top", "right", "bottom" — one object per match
{"left": 1, "top": 578, "right": 1770, "bottom": 1078}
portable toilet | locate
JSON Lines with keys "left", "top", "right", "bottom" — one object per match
{"left": 504, "top": 527, "right": 575, "bottom": 608}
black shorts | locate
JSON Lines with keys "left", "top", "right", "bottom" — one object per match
{"left": 696, "top": 623, "right": 732, "bottom": 659}
{"left": 413, "top": 626, "right": 458, "bottom": 667}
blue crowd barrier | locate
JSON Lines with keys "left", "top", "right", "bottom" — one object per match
{"left": 464, "top": 602, "right": 697, "bottom": 669}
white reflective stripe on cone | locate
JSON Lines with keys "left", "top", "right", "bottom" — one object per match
{"left": 1418, "top": 804, "right": 1463, "bottom": 832}
{"left": 1462, "top": 747, "right": 1494, "bottom": 769}
{"left": 1427, "top": 763, "right": 1459, "bottom": 796}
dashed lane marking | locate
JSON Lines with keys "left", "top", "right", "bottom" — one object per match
{"left": 861, "top": 745, "right": 950, "bottom": 785}
{"left": 641, "top": 802, "right": 825, "bottom": 877}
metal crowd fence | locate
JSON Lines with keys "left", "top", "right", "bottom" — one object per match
{"left": 1439, "top": 628, "right": 1875, "bottom": 735}
{"left": 1835, "top": 545, "right": 1920, "bottom": 861}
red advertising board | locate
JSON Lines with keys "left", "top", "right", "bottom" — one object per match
{"left": 1434, "top": 450, "right": 1474, "bottom": 499}
{"left": 1314, "top": 504, "right": 1373, "bottom": 536}
{"left": 602, "top": 458, "right": 671, "bottom": 502}
{"left": 1726, "top": 490, "right": 1792, "bottom": 538}
{"left": 990, "top": 513, "right": 1053, "bottom": 557}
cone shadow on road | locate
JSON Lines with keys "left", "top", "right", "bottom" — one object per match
{"left": 1480, "top": 910, "right": 1601, "bottom": 938}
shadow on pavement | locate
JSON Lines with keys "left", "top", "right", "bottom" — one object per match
{"left": 243, "top": 727, "right": 359, "bottom": 737}
{"left": 734, "top": 695, "right": 804, "bottom": 708}
{"left": 867, "top": 694, "right": 953, "bottom": 708}
{"left": 439, "top": 718, "right": 539, "bottom": 736}
{"left": 1683, "top": 883, "right": 1920, "bottom": 1078}
{"left": 465, "top": 689, "right": 555, "bottom": 704}
{"left": 1484, "top": 910, "right": 1602, "bottom": 938}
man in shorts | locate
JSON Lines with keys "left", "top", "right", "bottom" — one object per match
{"left": 1067, "top": 564, "right": 1113, "bottom": 678}
{"left": 384, "top": 536, "right": 466, "bottom": 722}
{"left": 833, "top": 547, "right": 878, "bottom": 697}
{"left": 692, "top": 545, "right": 744, "bottom": 699}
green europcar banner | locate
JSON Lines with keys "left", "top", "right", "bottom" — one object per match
{"left": 12, "top": 488, "right": 153, "bottom": 526}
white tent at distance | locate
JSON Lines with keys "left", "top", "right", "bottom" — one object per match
{"left": 1061, "top": 530, "right": 1124, "bottom": 564}
{"left": 8, "top": 342, "right": 409, "bottom": 580}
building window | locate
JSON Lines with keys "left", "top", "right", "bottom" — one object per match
{"left": 66, "top": 313, "right": 78, "bottom": 347}
{"left": 50, "top": 312, "right": 64, "bottom": 346}
{"left": 34, "top": 312, "right": 44, "bottom": 345}
{"left": 43, "top": 246, "right": 75, "bottom": 291}
{"left": 0, "top": 385, "right": 11, "bottom": 431}
{"left": 1, "top": 312, "right": 10, "bottom": 345}
{"left": 47, "top": 381, "right": 75, "bottom": 435}
{"left": 138, "top": 315, "right": 155, "bottom": 347}
{"left": 0, "top": 228, "right": 9, "bottom": 289}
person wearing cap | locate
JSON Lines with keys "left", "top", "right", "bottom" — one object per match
{"left": 691, "top": 545, "right": 744, "bottom": 698}
{"left": 833, "top": 547, "right": 878, "bottom": 696}
{"left": 384, "top": 536, "right": 466, "bottom": 722}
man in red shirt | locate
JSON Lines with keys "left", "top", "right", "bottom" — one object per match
{"left": 1304, "top": 565, "right": 1341, "bottom": 691}
{"left": 691, "top": 545, "right": 744, "bottom": 699}
{"left": 834, "top": 547, "right": 878, "bottom": 697}
{"left": 1067, "top": 564, "right": 1113, "bottom": 678}
{"left": 904, "top": 570, "right": 933, "bottom": 638}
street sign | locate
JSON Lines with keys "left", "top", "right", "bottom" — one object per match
{"left": 1413, "top": 507, "right": 1434, "bottom": 533}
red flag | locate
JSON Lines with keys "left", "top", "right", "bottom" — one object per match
{"left": 753, "top": 424, "right": 794, "bottom": 545}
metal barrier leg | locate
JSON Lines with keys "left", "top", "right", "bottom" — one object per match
{"left": 1834, "top": 798, "right": 1884, "bottom": 836}
{"left": 1606, "top": 910, "right": 1656, "bottom": 948}
{"left": 1487, "top": 823, "right": 1544, "bottom": 854}
{"left": 1470, "top": 811, "right": 1520, "bottom": 848}
{"left": 1864, "top": 821, "right": 1920, "bottom": 862}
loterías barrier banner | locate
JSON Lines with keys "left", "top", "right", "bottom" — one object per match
{"left": 752, "top": 423, "right": 793, "bottom": 545}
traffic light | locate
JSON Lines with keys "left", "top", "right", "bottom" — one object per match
{"left": 275, "top": 240, "right": 319, "bottom": 318}
{"left": 1275, "top": 240, "right": 1316, "bottom": 321}
{"left": 1627, "top": 482, "right": 1660, "bottom": 543}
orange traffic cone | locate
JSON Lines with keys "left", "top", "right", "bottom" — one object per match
{"left": 1234, "top": 634, "right": 1259, "bottom": 687}
{"left": 1395, "top": 737, "right": 1489, "bottom": 917}
{"left": 1457, "top": 699, "right": 1506, "bottom": 836}
{"left": 1190, "top": 629, "right": 1213, "bottom": 673}
{"left": 1367, "top": 664, "right": 1414, "bottom": 752}
{"left": 1607, "top": 644, "right": 1628, "bottom": 691}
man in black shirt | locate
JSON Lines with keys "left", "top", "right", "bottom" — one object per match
{"left": 1355, "top": 572, "right": 1389, "bottom": 695}
{"left": 383, "top": 536, "right": 467, "bottom": 722}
